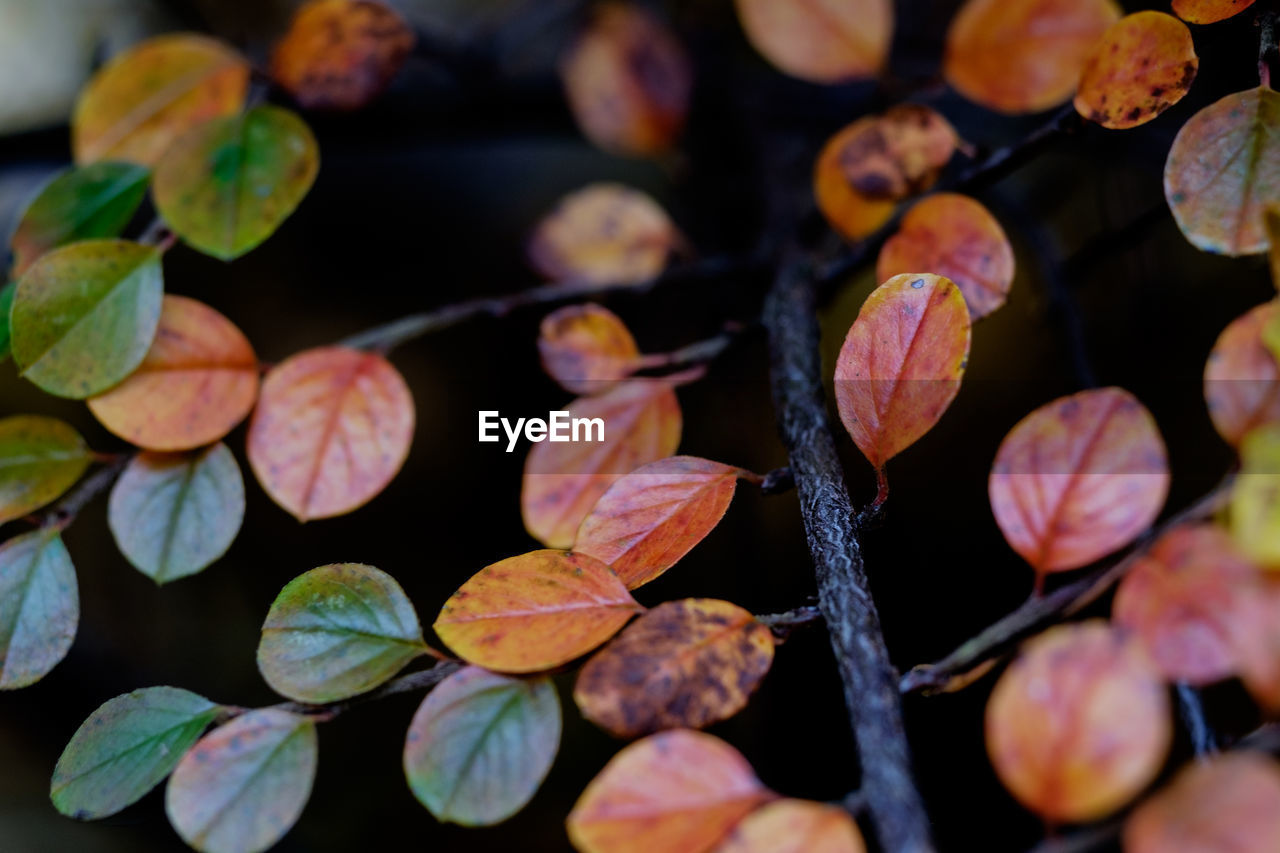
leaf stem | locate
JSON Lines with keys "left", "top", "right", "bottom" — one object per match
{"left": 239, "top": 660, "right": 465, "bottom": 722}
{"left": 39, "top": 455, "right": 132, "bottom": 532}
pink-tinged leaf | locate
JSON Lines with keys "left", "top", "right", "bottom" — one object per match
{"left": 1204, "top": 300, "right": 1280, "bottom": 447}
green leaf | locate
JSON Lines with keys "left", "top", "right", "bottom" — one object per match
{"left": 257, "top": 563, "right": 426, "bottom": 703}
{"left": 0, "top": 415, "right": 91, "bottom": 524}
{"left": 11, "top": 239, "right": 163, "bottom": 399}
{"left": 108, "top": 445, "right": 245, "bottom": 584}
{"left": 153, "top": 105, "right": 319, "bottom": 261}
{"left": 10, "top": 162, "right": 150, "bottom": 277}
{"left": 403, "top": 666, "right": 561, "bottom": 826}
{"left": 0, "top": 280, "right": 15, "bottom": 362}
{"left": 51, "top": 686, "right": 220, "bottom": 819}
{"left": 166, "top": 708, "right": 316, "bottom": 853}
{"left": 0, "top": 528, "right": 77, "bottom": 689}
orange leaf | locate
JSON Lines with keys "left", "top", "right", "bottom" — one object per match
{"left": 528, "top": 183, "right": 679, "bottom": 286}
{"left": 1204, "top": 301, "right": 1280, "bottom": 447}
{"left": 72, "top": 34, "right": 249, "bottom": 166}
{"left": 560, "top": 3, "right": 691, "bottom": 156}
{"left": 834, "top": 274, "right": 971, "bottom": 471}
{"left": 1226, "top": 580, "right": 1280, "bottom": 713}
{"left": 88, "top": 295, "right": 258, "bottom": 451}
{"left": 988, "top": 387, "right": 1170, "bottom": 575}
{"left": 1171, "top": 0, "right": 1256, "bottom": 25}
{"left": 433, "top": 549, "right": 642, "bottom": 673}
{"left": 1124, "top": 753, "right": 1280, "bottom": 853}
{"left": 270, "top": 0, "right": 415, "bottom": 111}
{"left": 944, "top": 0, "right": 1121, "bottom": 115}
{"left": 523, "top": 379, "right": 682, "bottom": 548}
{"left": 1113, "top": 524, "right": 1260, "bottom": 684}
{"left": 567, "top": 729, "right": 774, "bottom": 853}
{"left": 247, "top": 346, "right": 414, "bottom": 521}
{"left": 876, "top": 193, "right": 1015, "bottom": 320}
{"left": 986, "top": 620, "right": 1171, "bottom": 823}
{"left": 574, "top": 456, "right": 742, "bottom": 589}
{"left": 539, "top": 304, "right": 641, "bottom": 395}
{"left": 733, "top": 0, "right": 892, "bottom": 84}
{"left": 1074, "top": 12, "right": 1197, "bottom": 130}
{"left": 574, "top": 599, "right": 773, "bottom": 738}
{"left": 712, "top": 799, "right": 866, "bottom": 853}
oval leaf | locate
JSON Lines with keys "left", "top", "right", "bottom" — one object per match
{"left": 522, "top": 379, "right": 682, "bottom": 548}
{"left": 89, "top": 295, "right": 259, "bottom": 451}
{"left": 834, "top": 274, "right": 972, "bottom": 470}
{"left": 153, "top": 104, "right": 319, "bottom": 261}
{"left": 1172, "top": 0, "right": 1256, "bottom": 24}
{"left": 434, "top": 550, "right": 642, "bottom": 673}
{"left": 734, "top": 0, "right": 892, "bottom": 84}
{"left": 989, "top": 387, "right": 1170, "bottom": 575}
{"left": 567, "top": 729, "right": 774, "bottom": 853}
{"left": 0, "top": 415, "right": 90, "bottom": 524}
{"left": 11, "top": 161, "right": 150, "bottom": 276}
{"left": 1229, "top": 423, "right": 1280, "bottom": 568}
{"left": 108, "top": 445, "right": 245, "bottom": 584}
{"left": 404, "top": 666, "right": 561, "bottom": 826}
{"left": 1074, "top": 12, "right": 1197, "bottom": 130}
{"left": 574, "top": 457, "right": 743, "bottom": 589}
{"left": 11, "top": 239, "right": 163, "bottom": 399}
{"left": 73, "top": 34, "right": 250, "bottom": 166}
{"left": 574, "top": 598, "right": 774, "bottom": 738}
{"left": 1165, "top": 87, "right": 1280, "bottom": 255}
{"left": 258, "top": 563, "right": 426, "bottom": 703}
{"left": 51, "top": 687, "right": 220, "bottom": 819}
{"left": 0, "top": 529, "right": 77, "bottom": 689}
{"left": 539, "top": 303, "right": 641, "bottom": 394}
{"left": 247, "top": 346, "right": 414, "bottom": 521}
{"left": 712, "top": 799, "right": 866, "bottom": 853}
{"left": 876, "top": 193, "right": 1015, "bottom": 320}
{"left": 1204, "top": 300, "right": 1280, "bottom": 447}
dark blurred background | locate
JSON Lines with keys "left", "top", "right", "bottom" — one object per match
{"left": 0, "top": 0, "right": 1272, "bottom": 850}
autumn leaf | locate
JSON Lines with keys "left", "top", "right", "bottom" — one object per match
{"left": 1165, "top": 87, "right": 1280, "bottom": 255}
{"left": 1229, "top": 423, "right": 1280, "bottom": 568}
{"left": 1074, "top": 12, "right": 1197, "bottom": 130}
{"left": 733, "top": 0, "right": 892, "bottom": 84}
{"left": 988, "top": 387, "right": 1170, "bottom": 576}
{"left": 434, "top": 550, "right": 642, "bottom": 673}
{"left": 247, "top": 346, "right": 414, "bottom": 521}
{"left": 574, "top": 598, "right": 773, "bottom": 738}
{"left": 528, "top": 184, "right": 679, "bottom": 287}
{"left": 560, "top": 3, "right": 692, "bottom": 156}
{"left": 522, "top": 379, "right": 681, "bottom": 548}
{"left": 153, "top": 105, "right": 319, "bottom": 261}
{"left": 73, "top": 34, "right": 250, "bottom": 166}
{"left": 108, "top": 445, "right": 245, "bottom": 584}
{"left": 270, "top": 0, "right": 415, "bottom": 111}
{"left": 166, "top": 709, "right": 316, "bottom": 853}
{"left": 539, "top": 304, "right": 642, "bottom": 395}
{"left": 0, "top": 415, "right": 91, "bottom": 524}
{"left": 986, "top": 620, "right": 1171, "bottom": 822}
{"left": 11, "top": 239, "right": 163, "bottom": 399}
{"left": 404, "top": 666, "right": 561, "bottom": 826}
{"left": 876, "top": 193, "right": 1015, "bottom": 320}
{"left": 1171, "top": 0, "right": 1256, "bottom": 25}
{"left": 10, "top": 161, "right": 150, "bottom": 276}
{"left": 834, "top": 274, "right": 971, "bottom": 472}
{"left": 257, "top": 563, "right": 428, "bottom": 703}
{"left": 944, "top": 0, "right": 1121, "bottom": 115}
{"left": 51, "top": 687, "right": 221, "bottom": 820}
{"left": 567, "top": 729, "right": 774, "bottom": 853}
{"left": 0, "top": 529, "right": 78, "bottom": 690}
{"left": 712, "top": 799, "right": 866, "bottom": 853}
{"left": 88, "top": 295, "right": 259, "bottom": 451}
{"left": 1225, "top": 580, "right": 1280, "bottom": 711}
{"left": 1204, "top": 300, "right": 1280, "bottom": 447}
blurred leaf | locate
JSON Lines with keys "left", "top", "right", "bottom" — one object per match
{"left": 712, "top": 799, "right": 865, "bottom": 853}
{"left": 1125, "top": 753, "right": 1280, "bottom": 850}
{"left": 73, "top": 34, "right": 249, "bottom": 166}
{"left": 10, "top": 161, "right": 150, "bottom": 276}
{"left": 1074, "top": 12, "right": 1197, "bottom": 130}
{"left": 434, "top": 549, "right": 641, "bottom": 673}
{"left": 248, "top": 346, "right": 414, "bottom": 521}
{"left": 1171, "top": 0, "right": 1256, "bottom": 24}
{"left": 404, "top": 666, "right": 560, "bottom": 825}
{"left": 0, "top": 415, "right": 90, "bottom": 524}
{"left": 51, "top": 687, "right": 220, "bottom": 819}
{"left": 10, "top": 239, "right": 163, "bottom": 399}
{"left": 0, "top": 280, "right": 13, "bottom": 361}
{"left": 166, "top": 709, "right": 316, "bottom": 853}
{"left": 1229, "top": 423, "right": 1280, "bottom": 568}
{"left": 814, "top": 122, "right": 895, "bottom": 242}
{"left": 538, "top": 304, "right": 641, "bottom": 395}
{"left": 258, "top": 563, "right": 426, "bottom": 703}
{"left": 567, "top": 729, "right": 773, "bottom": 853}
{"left": 108, "top": 445, "right": 245, "bottom": 584}
{"left": 1204, "top": 300, "right": 1280, "bottom": 447}
{"left": 989, "top": 387, "right": 1169, "bottom": 576}
{"left": 1226, "top": 581, "right": 1280, "bottom": 711}
{"left": 88, "top": 295, "right": 258, "bottom": 451}
{"left": 734, "top": 0, "right": 891, "bottom": 84}
{"left": 153, "top": 105, "right": 319, "bottom": 261}
{"left": 0, "top": 528, "right": 77, "bottom": 690}
{"left": 574, "top": 598, "right": 773, "bottom": 738}
{"left": 1270, "top": 208, "right": 1280, "bottom": 288}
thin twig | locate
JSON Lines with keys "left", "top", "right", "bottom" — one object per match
{"left": 37, "top": 455, "right": 131, "bottom": 532}
{"left": 1175, "top": 682, "right": 1218, "bottom": 757}
{"left": 226, "top": 660, "right": 464, "bottom": 722}
{"left": 757, "top": 604, "right": 823, "bottom": 630}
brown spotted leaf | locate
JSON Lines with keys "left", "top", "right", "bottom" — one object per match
{"left": 734, "top": 0, "right": 892, "bottom": 84}
{"left": 1075, "top": 12, "right": 1197, "bottom": 130}
{"left": 539, "top": 304, "right": 642, "bottom": 395}
{"left": 1204, "top": 300, "right": 1280, "bottom": 447}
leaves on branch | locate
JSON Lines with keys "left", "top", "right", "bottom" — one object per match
{"left": 1204, "top": 300, "right": 1280, "bottom": 447}
{"left": 733, "top": 0, "right": 892, "bottom": 84}
{"left": 1075, "top": 11, "right": 1197, "bottom": 130}
{"left": 0, "top": 529, "right": 77, "bottom": 689}
{"left": 539, "top": 303, "right": 642, "bottom": 395}
{"left": 1171, "top": 0, "right": 1256, "bottom": 25}
{"left": 0, "top": 415, "right": 91, "bottom": 524}
{"left": 712, "top": 799, "right": 866, "bottom": 853}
